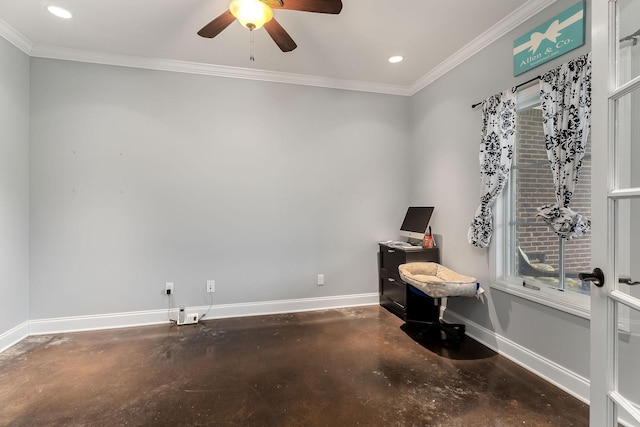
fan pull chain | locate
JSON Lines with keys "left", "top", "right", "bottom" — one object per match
{"left": 250, "top": 29, "right": 255, "bottom": 61}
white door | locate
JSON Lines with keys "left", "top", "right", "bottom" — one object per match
{"left": 590, "top": 0, "right": 640, "bottom": 425}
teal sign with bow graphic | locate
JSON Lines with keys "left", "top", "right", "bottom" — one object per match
{"left": 513, "top": 1, "right": 585, "bottom": 76}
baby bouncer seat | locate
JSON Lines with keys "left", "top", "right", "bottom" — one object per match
{"left": 398, "top": 262, "right": 479, "bottom": 344}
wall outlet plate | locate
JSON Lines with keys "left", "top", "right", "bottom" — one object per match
{"left": 165, "top": 282, "right": 174, "bottom": 294}
{"left": 206, "top": 280, "right": 215, "bottom": 293}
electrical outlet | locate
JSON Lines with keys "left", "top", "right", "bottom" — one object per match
{"left": 207, "top": 280, "right": 215, "bottom": 293}
{"left": 165, "top": 282, "right": 174, "bottom": 295}
{"left": 317, "top": 274, "right": 324, "bottom": 286}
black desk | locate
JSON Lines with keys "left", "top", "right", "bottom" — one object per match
{"left": 378, "top": 243, "right": 466, "bottom": 343}
{"left": 378, "top": 243, "right": 439, "bottom": 320}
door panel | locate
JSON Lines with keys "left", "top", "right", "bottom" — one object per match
{"left": 610, "top": 114, "right": 640, "bottom": 423}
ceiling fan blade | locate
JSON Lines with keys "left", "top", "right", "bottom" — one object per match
{"left": 274, "top": 0, "right": 342, "bottom": 14}
{"left": 197, "top": 10, "right": 236, "bottom": 38}
{"left": 264, "top": 18, "right": 297, "bottom": 52}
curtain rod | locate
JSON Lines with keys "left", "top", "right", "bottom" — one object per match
{"left": 471, "top": 75, "right": 541, "bottom": 109}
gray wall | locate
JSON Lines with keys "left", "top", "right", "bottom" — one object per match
{"left": 409, "top": 0, "right": 592, "bottom": 379}
{"left": 28, "top": 58, "right": 411, "bottom": 319}
{"left": 0, "top": 37, "right": 30, "bottom": 334}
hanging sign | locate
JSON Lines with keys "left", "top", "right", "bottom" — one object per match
{"left": 513, "top": 1, "right": 585, "bottom": 76}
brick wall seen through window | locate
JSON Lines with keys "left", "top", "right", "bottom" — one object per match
{"left": 512, "top": 108, "right": 591, "bottom": 292}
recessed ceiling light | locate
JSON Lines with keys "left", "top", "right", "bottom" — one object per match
{"left": 388, "top": 55, "right": 403, "bottom": 64}
{"left": 47, "top": 5, "right": 73, "bottom": 19}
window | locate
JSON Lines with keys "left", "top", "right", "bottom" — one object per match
{"left": 493, "top": 86, "right": 591, "bottom": 316}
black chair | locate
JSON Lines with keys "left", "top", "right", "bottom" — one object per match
{"left": 404, "top": 285, "right": 466, "bottom": 344}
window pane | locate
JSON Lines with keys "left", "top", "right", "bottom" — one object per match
{"left": 564, "top": 235, "right": 591, "bottom": 294}
{"left": 616, "top": 198, "right": 640, "bottom": 298}
{"left": 515, "top": 222, "right": 559, "bottom": 281}
{"left": 616, "top": 300, "right": 640, "bottom": 426}
{"left": 617, "top": 0, "right": 640, "bottom": 87}
{"left": 564, "top": 138, "right": 591, "bottom": 294}
{"left": 514, "top": 108, "right": 559, "bottom": 284}
{"left": 615, "top": 87, "right": 640, "bottom": 189}
{"left": 511, "top": 107, "right": 591, "bottom": 295}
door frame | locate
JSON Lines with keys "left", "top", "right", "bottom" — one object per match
{"left": 590, "top": 0, "right": 640, "bottom": 425}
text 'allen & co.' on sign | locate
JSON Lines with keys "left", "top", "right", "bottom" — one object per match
{"left": 513, "top": 1, "right": 585, "bottom": 76}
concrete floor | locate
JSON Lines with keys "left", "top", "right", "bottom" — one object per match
{"left": 0, "top": 306, "right": 588, "bottom": 426}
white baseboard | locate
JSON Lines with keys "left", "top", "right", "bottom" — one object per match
{"left": 0, "top": 321, "right": 29, "bottom": 353}
{"left": 445, "top": 310, "right": 590, "bottom": 405}
{"left": 28, "top": 309, "right": 172, "bottom": 335}
{"left": 202, "top": 293, "right": 379, "bottom": 320}
{"left": 26, "top": 293, "right": 379, "bottom": 336}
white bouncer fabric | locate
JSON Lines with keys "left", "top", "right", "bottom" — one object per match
{"left": 398, "top": 262, "right": 477, "bottom": 298}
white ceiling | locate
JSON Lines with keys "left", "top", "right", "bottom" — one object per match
{"left": 0, "top": 0, "right": 555, "bottom": 95}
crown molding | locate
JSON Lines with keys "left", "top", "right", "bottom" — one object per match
{"left": 29, "top": 44, "right": 412, "bottom": 96}
{"left": 409, "top": 0, "right": 557, "bottom": 95}
{"left": 3, "top": 0, "right": 555, "bottom": 97}
{"left": 0, "top": 17, "right": 32, "bottom": 54}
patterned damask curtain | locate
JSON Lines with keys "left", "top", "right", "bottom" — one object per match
{"left": 536, "top": 53, "right": 592, "bottom": 239}
{"left": 468, "top": 89, "right": 517, "bottom": 248}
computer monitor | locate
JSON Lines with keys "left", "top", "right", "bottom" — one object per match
{"left": 399, "top": 207, "right": 434, "bottom": 241}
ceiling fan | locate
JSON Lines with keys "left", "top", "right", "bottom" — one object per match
{"left": 197, "top": 0, "right": 343, "bottom": 55}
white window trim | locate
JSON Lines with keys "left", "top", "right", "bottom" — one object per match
{"left": 489, "top": 84, "right": 591, "bottom": 320}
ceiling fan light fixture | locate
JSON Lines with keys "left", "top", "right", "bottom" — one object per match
{"left": 47, "top": 5, "right": 73, "bottom": 19}
{"left": 229, "top": 0, "right": 273, "bottom": 30}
